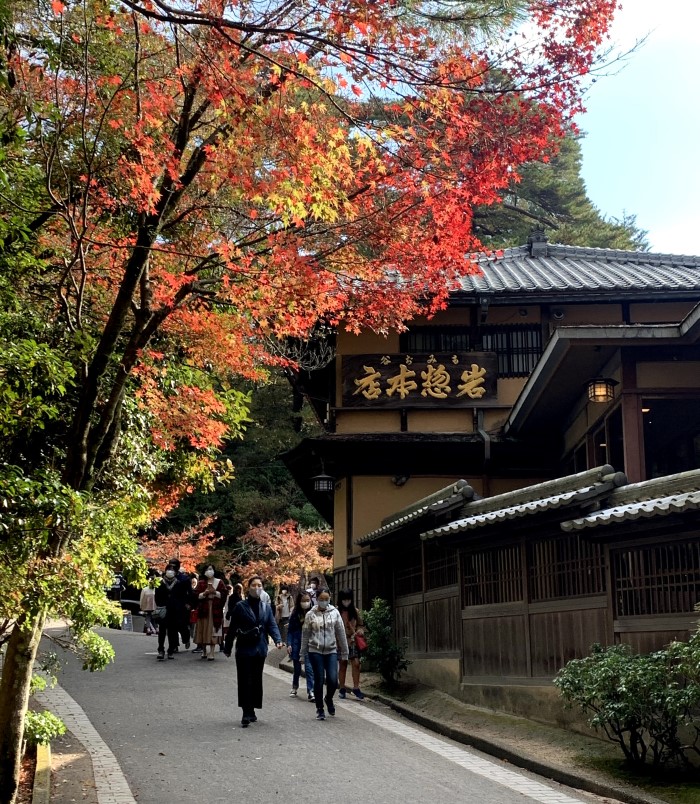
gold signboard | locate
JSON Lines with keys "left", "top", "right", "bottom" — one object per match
{"left": 342, "top": 353, "right": 497, "bottom": 408}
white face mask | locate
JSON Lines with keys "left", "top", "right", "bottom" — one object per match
{"left": 249, "top": 587, "right": 262, "bottom": 598}
{"left": 165, "top": 570, "right": 175, "bottom": 579}
{"left": 317, "top": 600, "right": 329, "bottom": 610}
{"left": 300, "top": 601, "right": 311, "bottom": 610}
{"left": 341, "top": 600, "right": 351, "bottom": 607}
{"left": 205, "top": 569, "right": 215, "bottom": 578}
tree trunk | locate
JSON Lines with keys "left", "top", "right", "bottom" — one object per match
{"left": 0, "top": 610, "right": 46, "bottom": 804}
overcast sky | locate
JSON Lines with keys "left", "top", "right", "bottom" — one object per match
{"left": 577, "top": 0, "right": 700, "bottom": 255}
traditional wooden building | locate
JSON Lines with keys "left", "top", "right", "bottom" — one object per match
{"left": 282, "top": 233, "right": 700, "bottom": 720}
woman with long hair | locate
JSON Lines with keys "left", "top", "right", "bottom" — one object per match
{"left": 337, "top": 589, "right": 365, "bottom": 700}
{"left": 193, "top": 564, "right": 228, "bottom": 661}
{"left": 229, "top": 576, "right": 283, "bottom": 727}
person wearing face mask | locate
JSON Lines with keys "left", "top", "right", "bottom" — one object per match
{"left": 166, "top": 558, "right": 193, "bottom": 651}
{"left": 305, "top": 577, "right": 320, "bottom": 606}
{"left": 153, "top": 565, "right": 182, "bottom": 660}
{"left": 286, "top": 592, "right": 315, "bottom": 701}
{"left": 337, "top": 589, "right": 365, "bottom": 700}
{"left": 275, "top": 585, "right": 293, "bottom": 642}
{"left": 229, "top": 576, "right": 283, "bottom": 727}
{"left": 301, "top": 589, "right": 349, "bottom": 720}
{"left": 194, "top": 564, "right": 228, "bottom": 661}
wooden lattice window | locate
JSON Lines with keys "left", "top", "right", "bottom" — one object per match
{"left": 481, "top": 325, "right": 542, "bottom": 377}
{"left": 394, "top": 544, "right": 423, "bottom": 597}
{"left": 463, "top": 545, "right": 522, "bottom": 606}
{"left": 529, "top": 535, "right": 606, "bottom": 601}
{"left": 400, "top": 326, "right": 471, "bottom": 354}
{"left": 425, "top": 542, "right": 458, "bottom": 589}
{"left": 614, "top": 541, "right": 700, "bottom": 616}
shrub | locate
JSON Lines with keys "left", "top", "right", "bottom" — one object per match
{"left": 24, "top": 710, "right": 66, "bottom": 746}
{"left": 362, "top": 597, "right": 411, "bottom": 685}
{"left": 24, "top": 669, "right": 66, "bottom": 747}
{"left": 554, "top": 638, "right": 700, "bottom": 770}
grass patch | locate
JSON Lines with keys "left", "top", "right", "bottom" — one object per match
{"left": 582, "top": 756, "right": 700, "bottom": 804}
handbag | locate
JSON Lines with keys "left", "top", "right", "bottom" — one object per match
{"left": 355, "top": 633, "right": 368, "bottom": 652}
{"left": 154, "top": 606, "right": 167, "bottom": 621}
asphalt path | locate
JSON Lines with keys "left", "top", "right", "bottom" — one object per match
{"left": 44, "top": 626, "right": 606, "bottom": 804}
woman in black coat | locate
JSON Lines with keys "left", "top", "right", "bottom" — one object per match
{"left": 228, "top": 576, "right": 283, "bottom": 727}
{"left": 153, "top": 566, "right": 188, "bottom": 660}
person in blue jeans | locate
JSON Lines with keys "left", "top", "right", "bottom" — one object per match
{"left": 286, "top": 591, "right": 315, "bottom": 701}
{"left": 301, "top": 589, "right": 349, "bottom": 720}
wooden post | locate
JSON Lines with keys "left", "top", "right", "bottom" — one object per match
{"left": 620, "top": 356, "right": 645, "bottom": 483}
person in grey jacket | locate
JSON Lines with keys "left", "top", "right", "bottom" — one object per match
{"left": 228, "top": 576, "right": 283, "bottom": 727}
{"left": 301, "top": 589, "right": 349, "bottom": 720}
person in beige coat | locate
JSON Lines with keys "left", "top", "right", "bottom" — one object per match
{"left": 139, "top": 578, "right": 157, "bottom": 635}
{"left": 301, "top": 589, "right": 348, "bottom": 720}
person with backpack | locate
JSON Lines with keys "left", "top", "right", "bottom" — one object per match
{"left": 228, "top": 576, "right": 283, "bottom": 727}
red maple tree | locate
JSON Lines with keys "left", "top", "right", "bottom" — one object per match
{"left": 140, "top": 518, "right": 222, "bottom": 572}
{"left": 226, "top": 520, "right": 332, "bottom": 589}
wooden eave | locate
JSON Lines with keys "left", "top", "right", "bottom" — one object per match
{"left": 505, "top": 309, "right": 700, "bottom": 436}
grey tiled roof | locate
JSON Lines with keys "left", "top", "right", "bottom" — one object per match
{"left": 457, "top": 245, "right": 700, "bottom": 297}
{"left": 561, "top": 468, "right": 700, "bottom": 532}
{"left": 561, "top": 491, "right": 700, "bottom": 531}
{"left": 357, "top": 480, "right": 474, "bottom": 546}
{"left": 423, "top": 485, "right": 603, "bottom": 540}
{"left": 421, "top": 465, "right": 626, "bottom": 540}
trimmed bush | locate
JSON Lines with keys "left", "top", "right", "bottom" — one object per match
{"left": 362, "top": 598, "right": 411, "bottom": 685}
{"left": 554, "top": 637, "right": 700, "bottom": 770}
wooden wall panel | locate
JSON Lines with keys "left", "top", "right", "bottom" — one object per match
{"left": 529, "top": 607, "right": 610, "bottom": 678}
{"left": 396, "top": 602, "right": 426, "bottom": 653}
{"left": 334, "top": 564, "right": 361, "bottom": 604}
{"left": 619, "top": 630, "right": 692, "bottom": 654}
{"left": 462, "top": 615, "right": 528, "bottom": 676}
{"left": 426, "top": 596, "right": 460, "bottom": 653}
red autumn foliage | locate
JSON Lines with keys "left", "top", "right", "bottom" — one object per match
{"left": 7, "top": 3, "right": 622, "bottom": 493}
{"left": 226, "top": 521, "right": 332, "bottom": 588}
{"left": 140, "top": 518, "right": 222, "bottom": 572}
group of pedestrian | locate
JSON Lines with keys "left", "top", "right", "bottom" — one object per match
{"left": 137, "top": 563, "right": 366, "bottom": 727}
{"left": 138, "top": 559, "right": 238, "bottom": 660}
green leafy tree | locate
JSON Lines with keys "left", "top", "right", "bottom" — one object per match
{"left": 473, "top": 135, "right": 649, "bottom": 250}
{"left": 157, "top": 375, "right": 325, "bottom": 544}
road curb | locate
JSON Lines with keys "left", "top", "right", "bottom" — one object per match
{"left": 369, "top": 692, "right": 666, "bottom": 804}
{"left": 277, "top": 660, "right": 665, "bottom": 804}
{"left": 31, "top": 743, "right": 51, "bottom": 804}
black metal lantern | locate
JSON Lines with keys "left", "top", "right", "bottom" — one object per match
{"left": 312, "top": 473, "right": 335, "bottom": 493}
{"left": 587, "top": 378, "right": 617, "bottom": 403}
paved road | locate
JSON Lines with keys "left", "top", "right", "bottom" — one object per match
{"left": 40, "top": 626, "right": 609, "bottom": 804}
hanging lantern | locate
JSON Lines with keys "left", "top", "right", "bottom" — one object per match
{"left": 587, "top": 378, "right": 617, "bottom": 403}
{"left": 312, "top": 473, "right": 335, "bottom": 493}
